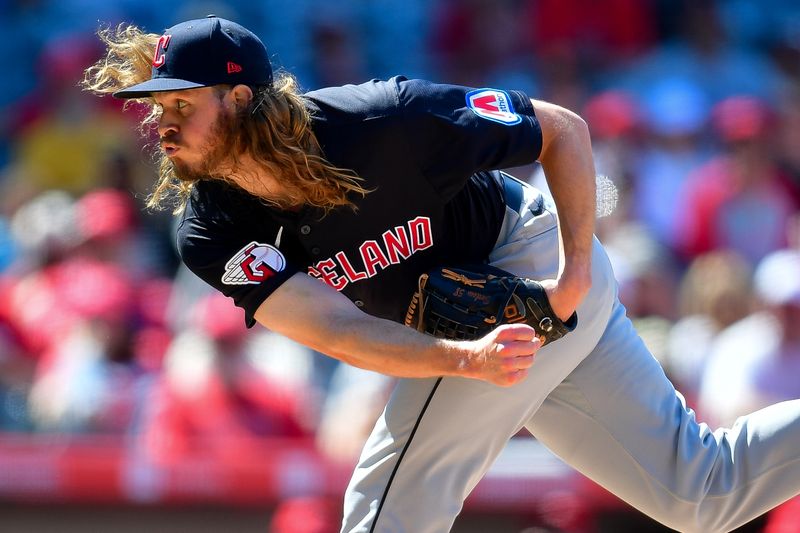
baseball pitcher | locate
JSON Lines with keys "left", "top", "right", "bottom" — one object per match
{"left": 84, "top": 16, "right": 800, "bottom": 533}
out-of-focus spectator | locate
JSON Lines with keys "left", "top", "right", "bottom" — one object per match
{"left": 522, "top": 0, "right": 656, "bottom": 111}
{"left": 580, "top": 90, "right": 641, "bottom": 238}
{"left": 133, "top": 277, "right": 174, "bottom": 371}
{"left": 583, "top": 90, "right": 641, "bottom": 174}
{"left": 1, "top": 34, "right": 147, "bottom": 212}
{"left": 25, "top": 258, "right": 142, "bottom": 432}
{"left": 0, "top": 0, "right": 48, "bottom": 127}
{"left": 73, "top": 188, "right": 167, "bottom": 280}
{"left": 775, "top": 87, "right": 800, "bottom": 199}
{"left": 604, "top": 222, "right": 680, "bottom": 322}
{"left": 3, "top": 190, "right": 163, "bottom": 436}
{"left": 316, "top": 363, "right": 392, "bottom": 465}
{"left": 6, "top": 191, "right": 83, "bottom": 353}
{"left": 430, "top": 0, "right": 538, "bottom": 95}
{"left": 359, "top": 0, "right": 430, "bottom": 81}
{"left": 666, "top": 251, "right": 754, "bottom": 403}
{"left": 677, "top": 96, "right": 799, "bottom": 265}
{"left": 8, "top": 190, "right": 79, "bottom": 270}
{"left": 526, "top": 0, "right": 657, "bottom": 64}
{"left": 306, "top": 7, "right": 367, "bottom": 89}
{"left": 601, "top": 223, "right": 680, "bottom": 373}
{"left": 269, "top": 495, "right": 340, "bottom": 533}
{"left": 0, "top": 274, "right": 35, "bottom": 431}
{"left": 141, "top": 293, "right": 318, "bottom": 463}
{"left": 614, "top": 0, "right": 787, "bottom": 105}
{"left": 717, "top": 0, "right": 800, "bottom": 52}
{"left": 6, "top": 187, "right": 169, "bottom": 354}
{"left": 631, "top": 77, "right": 713, "bottom": 251}
{"left": 698, "top": 248, "right": 800, "bottom": 427}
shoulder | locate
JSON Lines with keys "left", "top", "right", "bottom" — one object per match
{"left": 176, "top": 183, "right": 234, "bottom": 266}
{"left": 303, "top": 77, "right": 403, "bottom": 123}
{"left": 302, "top": 76, "right": 472, "bottom": 122}
{"left": 182, "top": 180, "right": 243, "bottom": 222}
{"left": 181, "top": 180, "right": 276, "bottom": 224}
{"left": 176, "top": 181, "right": 278, "bottom": 260}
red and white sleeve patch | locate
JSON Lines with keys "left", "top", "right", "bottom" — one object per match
{"left": 222, "top": 241, "right": 285, "bottom": 285}
{"left": 466, "top": 88, "right": 522, "bottom": 125}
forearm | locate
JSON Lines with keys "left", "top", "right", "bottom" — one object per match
{"left": 305, "top": 310, "right": 468, "bottom": 378}
{"left": 255, "top": 273, "right": 467, "bottom": 378}
{"left": 299, "top": 312, "right": 539, "bottom": 388}
{"left": 255, "top": 273, "right": 538, "bottom": 386}
{"left": 532, "top": 99, "right": 596, "bottom": 277}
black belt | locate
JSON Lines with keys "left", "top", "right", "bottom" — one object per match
{"left": 502, "top": 172, "right": 544, "bottom": 216}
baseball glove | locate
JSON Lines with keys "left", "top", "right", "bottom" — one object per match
{"left": 404, "top": 264, "right": 577, "bottom": 345}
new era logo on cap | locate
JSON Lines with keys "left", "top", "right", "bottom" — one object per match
{"left": 227, "top": 62, "right": 243, "bottom": 74}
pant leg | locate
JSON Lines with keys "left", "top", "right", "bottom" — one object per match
{"left": 341, "top": 187, "right": 617, "bottom": 532}
{"left": 527, "top": 298, "right": 800, "bottom": 533}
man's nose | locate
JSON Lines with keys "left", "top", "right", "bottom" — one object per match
{"left": 157, "top": 116, "right": 179, "bottom": 139}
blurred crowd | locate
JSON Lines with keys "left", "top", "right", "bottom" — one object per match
{"left": 2, "top": 0, "right": 800, "bottom": 530}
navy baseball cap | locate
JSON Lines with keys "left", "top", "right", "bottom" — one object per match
{"left": 113, "top": 15, "right": 272, "bottom": 99}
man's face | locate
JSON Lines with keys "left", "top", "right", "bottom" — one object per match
{"left": 153, "top": 87, "right": 232, "bottom": 181}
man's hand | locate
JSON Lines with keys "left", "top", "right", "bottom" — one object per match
{"left": 460, "top": 324, "right": 542, "bottom": 387}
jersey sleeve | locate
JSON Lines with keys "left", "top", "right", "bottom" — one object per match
{"left": 395, "top": 77, "right": 543, "bottom": 200}
{"left": 176, "top": 215, "right": 302, "bottom": 328}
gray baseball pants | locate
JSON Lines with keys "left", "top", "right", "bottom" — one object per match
{"left": 341, "top": 179, "right": 800, "bottom": 533}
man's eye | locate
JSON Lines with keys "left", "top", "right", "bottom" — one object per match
{"left": 176, "top": 100, "right": 188, "bottom": 110}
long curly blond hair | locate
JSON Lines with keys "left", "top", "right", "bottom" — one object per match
{"left": 82, "top": 23, "right": 369, "bottom": 213}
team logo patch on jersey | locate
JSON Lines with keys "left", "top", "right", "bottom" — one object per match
{"left": 466, "top": 88, "right": 522, "bottom": 125}
{"left": 222, "top": 242, "right": 285, "bottom": 285}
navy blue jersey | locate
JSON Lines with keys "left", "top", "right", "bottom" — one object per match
{"left": 177, "top": 77, "right": 543, "bottom": 326}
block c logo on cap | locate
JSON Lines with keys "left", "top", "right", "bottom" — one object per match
{"left": 152, "top": 35, "right": 172, "bottom": 68}
{"left": 466, "top": 88, "right": 522, "bottom": 125}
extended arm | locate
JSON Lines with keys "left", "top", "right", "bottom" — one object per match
{"left": 530, "top": 99, "right": 597, "bottom": 320}
{"left": 254, "top": 273, "right": 541, "bottom": 386}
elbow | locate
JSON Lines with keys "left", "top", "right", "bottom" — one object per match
{"left": 533, "top": 100, "right": 591, "bottom": 163}
{"left": 553, "top": 106, "right": 590, "bottom": 147}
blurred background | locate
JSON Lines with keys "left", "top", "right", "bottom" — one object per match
{"left": 1, "top": 0, "right": 800, "bottom": 531}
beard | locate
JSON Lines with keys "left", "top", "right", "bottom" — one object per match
{"left": 163, "top": 108, "right": 240, "bottom": 184}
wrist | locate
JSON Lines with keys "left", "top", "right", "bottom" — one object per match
{"left": 561, "top": 257, "right": 592, "bottom": 290}
{"left": 438, "top": 339, "right": 476, "bottom": 378}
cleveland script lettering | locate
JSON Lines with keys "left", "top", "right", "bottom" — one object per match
{"left": 308, "top": 216, "right": 433, "bottom": 290}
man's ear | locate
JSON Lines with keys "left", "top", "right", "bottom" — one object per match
{"left": 227, "top": 84, "right": 254, "bottom": 112}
